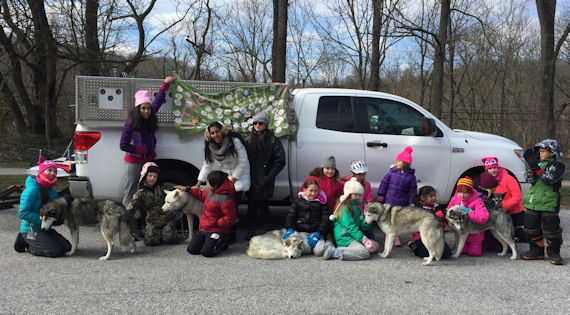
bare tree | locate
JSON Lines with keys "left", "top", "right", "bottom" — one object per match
{"left": 368, "top": 0, "right": 384, "bottom": 91}
{"left": 271, "top": 0, "right": 288, "bottom": 83}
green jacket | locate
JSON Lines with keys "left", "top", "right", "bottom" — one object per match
{"left": 333, "top": 199, "right": 370, "bottom": 247}
{"left": 523, "top": 158, "right": 565, "bottom": 212}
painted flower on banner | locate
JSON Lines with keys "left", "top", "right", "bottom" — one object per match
{"left": 248, "top": 103, "right": 255, "bottom": 110}
{"left": 224, "top": 109, "right": 232, "bottom": 115}
{"left": 233, "top": 105, "right": 240, "bottom": 111}
{"left": 233, "top": 112, "right": 241, "bottom": 118}
{"left": 173, "top": 110, "right": 181, "bottom": 116}
{"left": 174, "top": 100, "right": 181, "bottom": 106}
{"left": 216, "top": 108, "right": 223, "bottom": 114}
{"left": 177, "top": 86, "right": 183, "bottom": 92}
{"left": 241, "top": 122, "right": 249, "bottom": 128}
{"left": 225, "top": 94, "right": 233, "bottom": 101}
{"left": 175, "top": 93, "right": 183, "bottom": 100}
{"left": 205, "top": 106, "right": 212, "bottom": 112}
{"left": 207, "top": 114, "right": 213, "bottom": 119}
{"left": 175, "top": 118, "right": 182, "bottom": 124}
{"left": 243, "top": 90, "right": 250, "bottom": 96}
{"left": 224, "top": 119, "right": 231, "bottom": 125}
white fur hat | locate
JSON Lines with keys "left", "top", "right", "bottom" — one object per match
{"left": 340, "top": 177, "right": 364, "bottom": 203}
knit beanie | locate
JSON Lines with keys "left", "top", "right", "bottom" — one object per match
{"left": 135, "top": 90, "right": 152, "bottom": 107}
{"left": 321, "top": 155, "right": 336, "bottom": 169}
{"left": 481, "top": 157, "right": 499, "bottom": 170}
{"left": 139, "top": 161, "right": 159, "bottom": 186}
{"left": 396, "top": 146, "right": 413, "bottom": 164}
{"left": 456, "top": 176, "right": 473, "bottom": 193}
{"left": 36, "top": 156, "right": 57, "bottom": 189}
{"left": 339, "top": 177, "right": 364, "bottom": 203}
{"left": 252, "top": 111, "right": 270, "bottom": 126}
{"left": 479, "top": 172, "right": 499, "bottom": 189}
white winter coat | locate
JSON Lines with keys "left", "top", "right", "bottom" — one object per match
{"left": 198, "top": 137, "right": 251, "bottom": 192}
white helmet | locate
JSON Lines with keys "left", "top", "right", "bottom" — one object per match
{"left": 350, "top": 160, "right": 368, "bottom": 174}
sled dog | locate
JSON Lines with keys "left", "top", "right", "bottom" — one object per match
{"left": 40, "top": 196, "right": 136, "bottom": 260}
{"left": 364, "top": 202, "right": 445, "bottom": 265}
{"left": 247, "top": 229, "right": 304, "bottom": 260}
{"left": 161, "top": 189, "right": 204, "bottom": 242}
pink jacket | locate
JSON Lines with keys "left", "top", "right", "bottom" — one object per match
{"left": 495, "top": 169, "right": 524, "bottom": 215}
{"left": 448, "top": 191, "right": 489, "bottom": 225}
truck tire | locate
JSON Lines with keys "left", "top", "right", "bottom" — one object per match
{"left": 155, "top": 159, "right": 200, "bottom": 187}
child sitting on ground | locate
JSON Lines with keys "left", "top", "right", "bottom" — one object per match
{"left": 184, "top": 170, "right": 237, "bottom": 257}
{"left": 447, "top": 176, "right": 489, "bottom": 257}
{"left": 410, "top": 186, "right": 452, "bottom": 259}
{"left": 128, "top": 162, "right": 186, "bottom": 245}
{"left": 323, "top": 178, "right": 379, "bottom": 260}
{"left": 282, "top": 176, "right": 334, "bottom": 257}
{"left": 521, "top": 139, "right": 565, "bottom": 265}
{"left": 343, "top": 160, "right": 375, "bottom": 240}
{"left": 309, "top": 155, "right": 343, "bottom": 214}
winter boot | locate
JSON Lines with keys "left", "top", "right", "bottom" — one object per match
{"left": 514, "top": 227, "right": 528, "bottom": 243}
{"left": 546, "top": 239, "right": 564, "bottom": 265}
{"left": 14, "top": 233, "right": 28, "bottom": 253}
{"left": 521, "top": 235, "right": 545, "bottom": 260}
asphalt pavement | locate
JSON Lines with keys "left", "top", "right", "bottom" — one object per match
{"left": 1, "top": 203, "right": 569, "bottom": 314}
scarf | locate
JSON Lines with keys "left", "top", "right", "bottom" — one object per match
{"left": 37, "top": 172, "right": 57, "bottom": 190}
{"left": 208, "top": 136, "right": 233, "bottom": 161}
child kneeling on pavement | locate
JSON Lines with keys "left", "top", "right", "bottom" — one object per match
{"left": 185, "top": 170, "right": 237, "bottom": 257}
{"left": 323, "top": 178, "right": 379, "bottom": 260}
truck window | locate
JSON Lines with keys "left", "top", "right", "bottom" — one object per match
{"left": 316, "top": 96, "right": 354, "bottom": 132}
{"left": 359, "top": 97, "right": 425, "bottom": 135}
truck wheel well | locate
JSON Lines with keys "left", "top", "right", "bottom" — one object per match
{"left": 154, "top": 159, "right": 200, "bottom": 187}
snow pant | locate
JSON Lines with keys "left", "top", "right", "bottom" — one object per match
{"left": 121, "top": 162, "right": 143, "bottom": 207}
{"left": 524, "top": 209, "right": 563, "bottom": 256}
{"left": 23, "top": 230, "right": 72, "bottom": 258}
{"left": 187, "top": 231, "right": 229, "bottom": 257}
{"left": 144, "top": 218, "right": 188, "bottom": 246}
{"left": 412, "top": 239, "right": 452, "bottom": 259}
{"left": 337, "top": 241, "right": 371, "bottom": 261}
{"left": 298, "top": 232, "right": 334, "bottom": 257}
{"left": 460, "top": 231, "right": 485, "bottom": 256}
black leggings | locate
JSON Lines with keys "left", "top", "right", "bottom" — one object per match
{"left": 23, "top": 229, "right": 72, "bottom": 258}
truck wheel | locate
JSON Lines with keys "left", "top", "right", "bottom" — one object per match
{"left": 155, "top": 159, "right": 199, "bottom": 188}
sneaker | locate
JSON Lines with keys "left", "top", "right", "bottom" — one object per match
{"left": 549, "top": 254, "right": 564, "bottom": 265}
{"left": 323, "top": 247, "right": 338, "bottom": 260}
{"left": 394, "top": 235, "right": 402, "bottom": 247}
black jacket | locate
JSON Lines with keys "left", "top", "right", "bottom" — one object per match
{"left": 245, "top": 130, "right": 286, "bottom": 200}
{"left": 285, "top": 195, "right": 331, "bottom": 235}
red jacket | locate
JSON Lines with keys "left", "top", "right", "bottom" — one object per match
{"left": 317, "top": 175, "right": 343, "bottom": 213}
{"left": 495, "top": 169, "right": 524, "bottom": 215}
{"left": 189, "top": 179, "right": 237, "bottom": 235}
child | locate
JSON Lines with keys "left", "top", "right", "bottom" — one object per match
{"left": 447, "top": 176, "right": 489, "bottom": 256}
{"left": 14, "top": 157, "right": 71, "bottom": 257}
{"left": 410, "top": 186, "right": 452, "bottom": 259}
{"left": 377, "top": 146, "right": 417, "bottom": 246}
{"left": 323, "top": 178, "right": 378, "bottom": 260}
{"left": 478, "top": 172, "right": 512, "bottom": 252}
{"left": 521, "top": 139, "right": 565, "bottom": 265}
{"left": 282, "top": 176, "right": 334, "bottom": 257}
{"left": 346, "top": 160, "right": 373, "bottom": 204}
{"left": 184, "top": 170, "right": 237, "bottom": 257}
{"left": 481, "top": 157, "right": 525, "bottom": 242}
{"left": 309, "top": 155, "right": 343, "bottom": 213}
{"left": 128, "top": 162, "right": 186, "bottom": 245}
{"left": 120, "top": 76, "right": 176, "bottom": 207}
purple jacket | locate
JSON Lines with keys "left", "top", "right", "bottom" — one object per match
{"left": 377, "top": 167, "right": 417, "bottom": 206}
{"left": 120, "top": 84, "right": 168, "bottom": 164}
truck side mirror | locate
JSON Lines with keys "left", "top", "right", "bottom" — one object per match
{"left": 422, "top": 117, "right": 438, "bottom": 136}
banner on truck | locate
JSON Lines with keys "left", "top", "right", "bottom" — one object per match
{"left": 172, "top": 81, "right": 298, "bottom": 140}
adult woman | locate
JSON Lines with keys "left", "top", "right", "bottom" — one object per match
{"left": 244, "top": 111, "right": 286, "bottom": 239}
{"left": 481, "top": 157, "right": 525, "bottom": 242}
{"left": 195, "top": 122, "right": 250, "bottom": 241}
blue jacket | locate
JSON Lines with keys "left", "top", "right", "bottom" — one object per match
{"left": 18, "top": 176, "right": 58, "bottom": 234}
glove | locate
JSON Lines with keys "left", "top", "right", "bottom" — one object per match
{"left": 459, "top": 206, "right": 470, "bottom": 214}
{"left": 134, "top": 146, "right": 147, "bottom": 155}
{"left": 378, "top": 196, "right": 385, "bottom": 203}
{"left": 307, "top": 232, "right": 321, "bottom": 248}
{"left": 362, "top": 236, "right": 377, "bottom": 253}
{"left": 523, "top": 148, "right": 540, "bottom": 171}
{"left": 282, "top": 228, "right": 295, "bottom": 240}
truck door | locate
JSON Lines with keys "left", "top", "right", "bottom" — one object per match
{"left": 357, "top": 97, "right": 451, "bottom": 200}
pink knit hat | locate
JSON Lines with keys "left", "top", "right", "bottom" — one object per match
{"left": 396, "top": 146, "right": 413, "bottom": 164}
{"left": 134, "top": 90, "right": 152, "bottom": 107}
{"left": 36, "top": 156, "right": 57, "bottom": 189}
{"left": 482, "top": 157, "right": 499, "bottom": 170}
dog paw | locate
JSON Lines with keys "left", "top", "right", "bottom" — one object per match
{"left": 99, "top": 256, "right": 110, "bottom": 261}
{"left": 65, "top": 251, "right": 75, "bottom": 256}
{"left": 510, "top": 254, "right": 518, "bottom": 260}
{"left": 421, "top": 261, "right": 433, "bottom": 266}
{"left": 497, "top": 252, "right": 506, "bottom": 257}
{"left": 379, "top": 253, "right": 389, "bottom": 258}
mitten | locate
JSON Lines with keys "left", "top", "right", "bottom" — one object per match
{"left": 362, "top": 236, "right": 377, "bottom": 253}
{"left": 308, "top": 232, "right": 321, "bottom": 248}
{"left": 134, "top": 146, "right": 147, "bottom": 155}
{"left": 378, "top": 196, "right": 385, "bottom": 203}
{"left": 459, "top": 206, "right": 470, "bottom": 214}
{"left": 523, "top": 148, "right": 540, "bottom": 171}
{"left": 282, "top": 228, "right": 295, "bottom": 240}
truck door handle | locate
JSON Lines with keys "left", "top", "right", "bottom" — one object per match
{"left": 367, "top": 141, "right": 388, "bottom": 148}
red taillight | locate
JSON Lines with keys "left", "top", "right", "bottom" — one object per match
{"left": 74, "top": 131, "right": 101, "bottom": 150}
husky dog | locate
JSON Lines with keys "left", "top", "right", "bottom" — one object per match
{"left": 40, "top": 196, "right": 136, "bottom": 260}
{"left": 247, "top": 229, "right": 304, "bottom": 259}
{"left": 445, "top": 195, "right": 517, "bottom": 260}
{"left": 161, "top": 189, "right": 204, "bottom": 242}
{"left": 364, "top": 202, "right": 445, "bottom": 265}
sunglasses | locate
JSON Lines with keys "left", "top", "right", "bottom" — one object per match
{"left": 253, "top": 122, "right": 265, "bottom": 126}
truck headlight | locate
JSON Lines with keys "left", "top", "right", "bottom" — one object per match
{"left": 514, "top": 149, "right": 524, "bottom": 159}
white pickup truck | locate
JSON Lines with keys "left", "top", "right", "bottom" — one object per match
{"left": 70, "top": 76, "right": 529, "bottom": 204}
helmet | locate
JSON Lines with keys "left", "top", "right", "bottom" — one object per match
{"left": 350, "top": 160, "right": 368, "bottom": 174}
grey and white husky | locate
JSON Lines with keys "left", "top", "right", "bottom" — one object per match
{"left": 40, "top": 196, "right": 136, "bottom": 260}
{"left": 364, "top": 202, "right": 445, "bottom": 265}
{"left": 161, "top": 189, "right": 204, "bottom": 242}
{"left": 445, "top": 193, "right": 517, "bottom": 260}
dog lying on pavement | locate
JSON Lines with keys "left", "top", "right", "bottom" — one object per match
{"left": 364, "top": 202, "right": 445, "bottom": 265}
{"left": 247, "top": 229, "right": 304, "bottom": 259}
